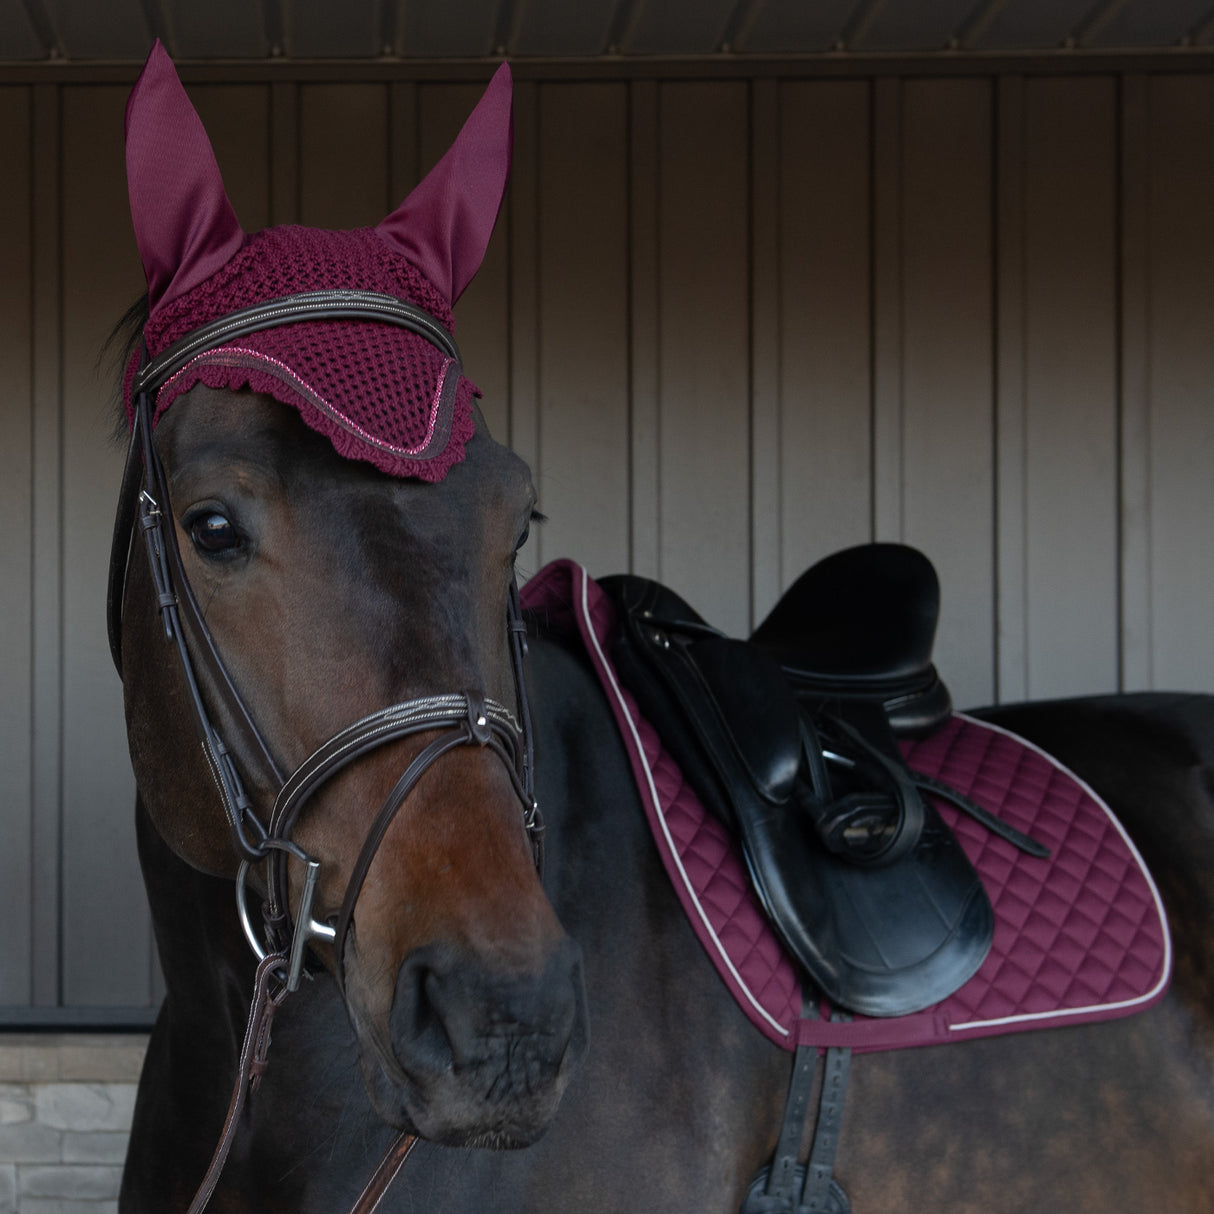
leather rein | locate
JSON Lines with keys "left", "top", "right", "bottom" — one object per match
{"left": 107, "top": 291, "right": 543, "bottom": 1212}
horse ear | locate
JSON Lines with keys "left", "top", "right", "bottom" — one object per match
{"left": 376, "top": 63, "right": 513, "bottom": 306}
{"left": 125, "top": 40, "right": 244, "bottom": 312}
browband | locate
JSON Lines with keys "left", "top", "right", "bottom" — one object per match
{"left": 134, "top": 290, "right": 462, "bottom": 397}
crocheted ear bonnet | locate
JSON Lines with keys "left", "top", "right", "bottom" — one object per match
{"left": 123, "top": 41, "right": 512, "bottom": 481}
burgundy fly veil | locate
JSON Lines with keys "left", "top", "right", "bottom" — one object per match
{"left": 122, "top": 41, "right": 512, "bottom": 480}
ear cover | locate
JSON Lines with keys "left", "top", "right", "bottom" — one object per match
{"left": 121, "top": 46, "right": 514, "bottom": 483}
{"left": 125, "top": 39, "right": 245, "bottom": 313}
{"left": 376, "top": 63, "right": 513, "bottom": 305}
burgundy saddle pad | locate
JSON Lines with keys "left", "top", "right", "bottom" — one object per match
{"left": 522, "top": 560, "right": 1172, "bottom": 1053}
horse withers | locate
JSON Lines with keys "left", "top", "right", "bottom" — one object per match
{"left": 111, "top": 43, "right": 1213, "bottom": 1214}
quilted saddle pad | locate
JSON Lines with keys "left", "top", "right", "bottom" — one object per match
{"left": 521, "top": 560, "right": 1172, "bottom": 1054}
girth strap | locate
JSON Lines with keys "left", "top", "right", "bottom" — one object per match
{"left": 741, "top": 1004, "right": 853, "bottom": 1214}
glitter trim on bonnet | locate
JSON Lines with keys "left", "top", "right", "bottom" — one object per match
{"left": 122, "top": 227, "right": 479, "bottom": 483}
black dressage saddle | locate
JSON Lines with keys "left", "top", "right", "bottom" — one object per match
{"left": 602, "top": 544, "right": 1045, "bottom": 1018}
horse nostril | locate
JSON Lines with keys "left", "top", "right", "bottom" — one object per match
{"left": 388, "top": 947, "right": 456, "bottom": 1076}
{"left": 388, "top": 939, "right": 586, "bottom": 1082}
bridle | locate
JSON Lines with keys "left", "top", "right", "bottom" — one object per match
{"left": 107, "top": 290, "right": 543, "bottom": 1211}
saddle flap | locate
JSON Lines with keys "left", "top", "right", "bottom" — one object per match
{"left": 601, "top": 575, "right": 803, "bottom": 812}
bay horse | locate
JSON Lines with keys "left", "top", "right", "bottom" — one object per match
{"left": 115, "top": 385, "right": 1214, "bottom": 1214}
{"left": 112, "top": 43, "right": 1212, "bottom": 1214}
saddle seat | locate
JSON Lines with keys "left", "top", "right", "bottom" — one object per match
{"left": 601, "top": 545, "right": 996, "bottom": 1018}
{"left": 751, "top": 542, "right": 952, "bottom": 737}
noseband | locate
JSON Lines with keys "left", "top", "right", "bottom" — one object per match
{"left": 107, "top": 291, "right": 543, "bottom": 996}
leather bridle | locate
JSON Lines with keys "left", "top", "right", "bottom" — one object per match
{"left": 107, "top": 291, "right": 543, "bottom": 1209}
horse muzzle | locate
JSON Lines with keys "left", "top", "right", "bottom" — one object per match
{"left": 355, "top": 935, "right": 589, "bottom": 1146}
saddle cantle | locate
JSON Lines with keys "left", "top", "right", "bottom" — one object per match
{"left": 750, "top": 542, "right": 951, "bottom": 736}
{"left": 600, "top": 552, "right": 996, "bottom": 1018}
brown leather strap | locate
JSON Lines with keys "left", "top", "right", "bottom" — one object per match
{"left": 350, "top": 1131, "right": 420, "bottom": 1213}
{"left": 184, "top": 954, "right": 420, "bottom": 1214}
{"left": 187, "top": 954, "right": 289, "bottom": 1214}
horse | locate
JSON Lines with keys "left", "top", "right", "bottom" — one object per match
{"left": 113, "top": 381, "right": 1214, "bottom": 1214}
{"left": 111, "top": 43, "right": 1213, "bottom": 1214}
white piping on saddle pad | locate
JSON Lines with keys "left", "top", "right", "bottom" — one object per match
{"left": 946, "top": 712, "right": 1173, "bottom": 1035}
{"left": 575, "top": 564, "right": 792, "bottom": 1040}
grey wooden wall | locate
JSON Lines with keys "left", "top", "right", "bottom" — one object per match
{"left": 2, "top": 67, "right": 1212, "bottom": 1015}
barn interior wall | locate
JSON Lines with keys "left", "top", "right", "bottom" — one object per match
{"left": 1, "top": 65, "right": 1211, "bottom": 1015}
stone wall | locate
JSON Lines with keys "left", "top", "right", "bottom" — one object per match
{"left": 0, "top": 1036, "right": 147, "bottom": 1214}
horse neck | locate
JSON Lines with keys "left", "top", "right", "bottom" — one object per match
{"left": 135, "top": 793, "right": 256, "bottom": 1043}
{"left": 524, "top": 629, "right": 656, "bottom": 944}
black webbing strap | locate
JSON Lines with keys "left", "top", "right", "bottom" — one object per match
{"left": 740, "top": 1001, "right": 853, "bottom": 1214}
{"left": 799, "top": 1016, "right": 851, "bottom": 1213}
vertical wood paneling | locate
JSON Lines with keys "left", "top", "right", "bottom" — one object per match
{"left": 899, "top": 79, "right": 995, "bottom": 709}
{"left": 388, "top": 81, "right": 420, "bottom": 207}
{"left": 269, "top": 82, "right": 299, "bottom": 225}
{"left": 0, "top": 86, "right": 33, "bottom": 1004}
{"left": 995, "top": 75, "right": 1029, "bottom": 703}
{"left": 535, "top": 83, "right": 630, "bottom": 577}
{"left": 299, "top": 83, "right": 389, "bottom": 226}
{"left": 59, "top": 86, "right": 146, "bottom": 1005}
{"left": 750, "top": 79, "right": 781, "bottom": 623}
{"left": 629, "top": 80, "right": 661, "bottom": 580}
{"left": 508, "top": 81, "right": 541, "bottom": 571}
{"left": 7, "top": 67, "right": 1214, "bottom": 1017}
{"left": 775, "top": 80, "right": 873, "bottom": 602}
{"left": 1022, "top": 77, "right": 1119, "bottom": 698}
{"left": 30, "top": 85, "right": 63, "bottom": 1007}
{"left": 1119, "top": 74, "right": 1152, "bottom": 691}
{"left": 189, "top": 85, "right": 272, "bottom": 231}
{"left": 657, "top": 81, "right": 751, "bottom": 636}
{"left": 1141, "top": 75, "right": 1214, "bottom": 691}
{"left": 872, "top": 78, "right": 904, "bottom": 543}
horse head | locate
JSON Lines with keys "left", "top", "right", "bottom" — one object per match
{"left": 114, "top": 43, "right": 586, "bottom": 1149}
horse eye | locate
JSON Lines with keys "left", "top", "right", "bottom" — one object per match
{"left": 517, "top": 509, "right": 546, "bottom": 552}
{"left": 189, "top": 511, "right": 241, "bottom": 554}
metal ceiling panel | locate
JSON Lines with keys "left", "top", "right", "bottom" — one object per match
{"left": 164, "top": 0, "right": 269, "bottom": 59}
{"left": 0, "top": 3, "right": 44, "bottom": 59}
{"left": 395, "top": 0, "right": 500, "bottom": 58}
{"left": 43, "top": 0, "right": 151, "bottom": 59}
{"left": 734, "top": 0, "right": 860, "bottom": 54}
{"left": 509, "top": 0, "right": 618, "bottom": 57}
{"left": 1087, "top": 0, "right": 1213, "bottom": 47}
{"left": 621, "top": 0, "right": 738, "bottom": 56}
{"left": 6, "top": 0, "right": 1214, "bottom": 64}
{"left": 968, "top": 0, "right": 1093, "bottom": 50}
{"left": 284, "top": 0, "right": 385, "bottom": 59}
{"left": 852, "top": 0, "right": 975, "bottom": 51}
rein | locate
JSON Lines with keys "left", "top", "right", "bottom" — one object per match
{"left": 108, "top": 291, "right": 543, "bottom": 1211}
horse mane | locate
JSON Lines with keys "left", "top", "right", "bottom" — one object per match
{"left": 102, "top": 293, "right": 149, "bottom": 443}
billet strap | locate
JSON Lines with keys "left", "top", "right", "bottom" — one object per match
{"left": 741, "top": 1002, "right": 853, "bottom": 1214}
{"left": 761, "top": 1039, "right": 818, "bottom": 1207}
{"left": 800, "top": 1029, "right": 851, "bottom": 1212}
